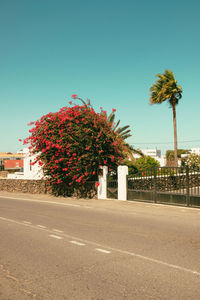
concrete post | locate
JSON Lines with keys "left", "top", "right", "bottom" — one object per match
{"left": 97, "top": 166, "right": 108, "bottom": 199}
{"left": 118, "top": 165, "right": 128, "bottom": 201}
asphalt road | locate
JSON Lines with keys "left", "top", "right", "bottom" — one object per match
{"left": 0, "top": 192, "right": 200, "bottom": 300}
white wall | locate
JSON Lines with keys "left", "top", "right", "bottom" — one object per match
{"left": 7, "top": 149, "right": 43, "bottom": 180}
{"left": 190, "top": 148, "right": 200, "bottom": 155}
{"left": 23, "top": 151, "right": 43, "bottom": 179}
{"left": 141, "top": 149, "right": 161, "bottom": 158}
{"left": 155, "top": 156, "right": 166, "bottom": 167}
{"left": 132, "top": 148, "right": 166, "bottom": 167}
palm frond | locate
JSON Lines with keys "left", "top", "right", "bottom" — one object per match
{"left": 108, "top": 113, "right": 115, "bottom": 123}
{"left": 116, "top": 125, "right": 130, "bottom": 134}
{"left": 150, "top": 69, "right": 182, "bottom": 106}
{"left": 77, "top": 97, "right": 87, "bottom": 106}
{"left": 114, "top": 119, "right": 120, "bottom": 131}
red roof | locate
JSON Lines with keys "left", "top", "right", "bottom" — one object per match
{"left": 4, "top": 160, "right": 24, "bottom": 170}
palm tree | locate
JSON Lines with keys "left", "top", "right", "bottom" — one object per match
{"left": 150, "top": 70, "right": 182, "bottom": 167}
{"left": 106, "top": 111, "right": 144, "bottom": 161}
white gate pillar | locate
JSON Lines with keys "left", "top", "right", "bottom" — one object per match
{"left": 118, "top": 165, "right": 128, "bottom": 201}
{"left": 97, "top": 166, "right": 108, "bottom": 199}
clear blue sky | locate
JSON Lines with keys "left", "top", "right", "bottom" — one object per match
{"left": 1, "top": 0, "right": 200, "bottom": 155}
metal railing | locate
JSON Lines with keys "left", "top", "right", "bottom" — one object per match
{"left": 127, "top": 167, "right": 200, "bottom": 207}
{"left": 107, "top": 173, "right": 118, "bottom": 199}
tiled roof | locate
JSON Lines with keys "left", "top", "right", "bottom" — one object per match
{"left": 0, "top": 153, "right": 25, "bottom": 158}
{"left": 4, "top": 159, "right": 24, "bottom": 170}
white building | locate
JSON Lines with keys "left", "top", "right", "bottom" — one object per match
{"left": 181, "top": 148, "right": 200, "bottom": 159}
{"left": 141, "top": 149, "right": 161, "bottom": 158}
{"left": 132, "top": 148, "right": 166, "bottom": 167}
{"left": 190, "top": 148, "right": 200, "bottom": 155}
{"left": 7, "top": 149, "right": 43, "bottom": 180}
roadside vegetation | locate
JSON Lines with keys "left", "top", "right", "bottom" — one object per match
{"left": 24, "top": 96, "right": 132, "bottom": 196}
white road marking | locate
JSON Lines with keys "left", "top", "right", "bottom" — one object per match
{"left": 0, "top": 196, "right": 81, "bottom": 207}
{"left": 95, "top": 248, "right": 111, "bottom": 254}
{"left": 70, "top": 241, "right": 85, "bottom": 246}
{"left": 0, "top": 216, "right": 200, "bottom": 277}
{"left": 23, "top": 221, "right": 32, "bottom": 224}
{"left": 53, "top": 229, "right": 64, "bottom": 233}
{"left": 37, "top": 225, "right": 46, "bottom": 228}
{"left": 49, "top": 234, "right": 63, "bottom": 240}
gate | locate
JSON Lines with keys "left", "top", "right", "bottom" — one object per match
{"left": 107, "top": 171, "right": 118, "bottom": 199}
{"left": 127, "top": 167, "right": 200, "bottom": 207}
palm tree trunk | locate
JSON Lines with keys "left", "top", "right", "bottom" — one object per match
{"left": 172, "top": 103, "right": 178, "bottom": 167}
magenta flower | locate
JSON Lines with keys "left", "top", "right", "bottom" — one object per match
{"left": 25, "top": 95, "right": 126, "bottom": 196}
{"left": 27, "top": 121, "right": 35, "bottom": 126}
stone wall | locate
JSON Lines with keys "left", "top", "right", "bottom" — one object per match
{"left": 128, "top": 174, "right": 200, "bottom": 192}
{"left": 0, "top": 179, "right": 47, "bottom": 194}
{"left": 0, "top": 171, "right": 8, "bottom": 178}
{"left": 0, "top": 179, "right": 97, "bottom": 198}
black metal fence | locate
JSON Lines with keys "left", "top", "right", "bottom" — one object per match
{"left": 127, "top": 167, "right": 200, "bottom": 207}
{"left": 107, "top": 172, "right": 118, "bottom": 199}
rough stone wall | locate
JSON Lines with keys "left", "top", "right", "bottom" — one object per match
{"left": 0, "top": 179, "right": 97, "bottom": 198}
{"left": 128, "top": 174, "right": 200, "bottom": 192}
{"left": 0, "top": 179, "right": 47, "bottom": 194}
{"left": 0, "top": 171, "right": 8, "bottom": 178}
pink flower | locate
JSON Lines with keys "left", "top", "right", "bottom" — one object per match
{"left": 95, "top": 182, "right": 100, "bottom": 187}
{"left": 69, "top": 101, "right": 72, "bottom": 105}
{"left": 112, "top": 108, "right": 116, "bottom": 113}
{"left": 28, "top": 121, "right": 35, "bottom": 126}
{"left": 18, "top": 139, "right": 22, "bottom": 142}
{"left": 71, "top": 94, "right": 78, "bottom": 99}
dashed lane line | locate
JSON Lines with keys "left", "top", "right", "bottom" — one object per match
{"left": 53, "top": 229, "right": 64, "bottom": 233}
{"left": 49, "top": 234, "right": 63, "bottom": 240}
{"left": 70, "top": 241, "right": 85, "bottom": 246}
{"left": 23, "top": 221, "right": 32, "bottom": 224}
{"left": 37, "top": 225, "right": 47, "bottom": 229}
{"left": 0, "top": 216, "right": 200, "bottom": 277}
{"left": 0, "top": 195, "right": 92, "bottom": 209}
{"left": 95, "top": 248, "right": 111, "bottom": 254}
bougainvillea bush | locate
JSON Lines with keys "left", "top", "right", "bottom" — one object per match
{"left": 24, "top": 96, "right": 129, "bottom": 196}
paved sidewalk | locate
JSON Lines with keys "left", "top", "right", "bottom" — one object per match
{"left": 0, "top": 190, "right": 200, "bottom": 215}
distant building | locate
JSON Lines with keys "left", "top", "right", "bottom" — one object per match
{"left": 132, "top": 148, "right": 166, "bottom": 167}
{"left": 7, "top": 149, "right": 43, "bottom": 180}
{"left": 0, "top": 152, "right": 24, "bottom": 171}
{"left": 4, "top": 159, "right": 23, "bottom": 172}
{"left": 190, "top": 148, "right": 200, "bottom": 155}
{"left": 140, "top": 149, "right": 161, "bottom": 158}
{"left": 181, "top": 148, "right": 200, "bottom": 159}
